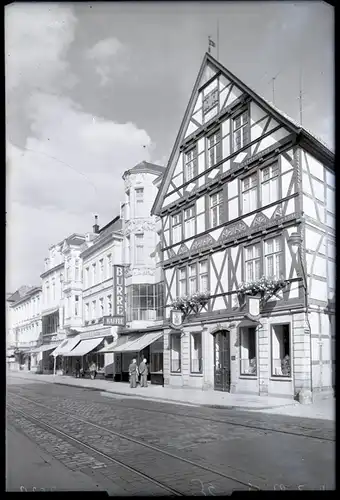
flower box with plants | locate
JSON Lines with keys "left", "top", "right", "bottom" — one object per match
{"left": 171, "top": 291, "right": 211, "bottom": 316}
{"left": 237, "top": 276, "right": 287, "bottom": 307}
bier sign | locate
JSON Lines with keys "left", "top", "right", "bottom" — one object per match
{"left": 113, "top": 265, "right": 125, "bottom": 325}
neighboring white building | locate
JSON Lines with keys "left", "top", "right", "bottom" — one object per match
{"left": 59, "top": 216, "right": 124, "bottom": 378}
{"left": 8, "top": 286, "right": 42, "bottom": 371}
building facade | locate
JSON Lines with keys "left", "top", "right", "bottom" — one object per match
{"left": 152, "top": 53, "right": 335, "bottom": 400}
{"left": 101, "top": 161, "right": 166, "bottom": 385}
{"left": 8, "top": 286, "right": 42, "bottom": 371}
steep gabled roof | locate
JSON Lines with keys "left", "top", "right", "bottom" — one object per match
{"left": 151, "top": 52, "right": 334, "bottom": 216}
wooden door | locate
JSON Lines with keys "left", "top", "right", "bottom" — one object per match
{"left": 214, "top": 331, "right": 230, "bottom": 392}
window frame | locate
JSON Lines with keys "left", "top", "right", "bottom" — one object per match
{"left": 171, "top": 212, "right": 182, "bottom": 245}
{"left": 241, "top": 172, "right": 258, "bottom": 215}
{"left": 209, "top": 190, "right": 224, "bottom": 228}
{"left": 239, "top": 326, "right": 257, "bottom": 376}
{"left": 135, "top": 233, "right": 144, "bottom": 265}
{"left": 264, "top": 236, "right": 283, "bottom": 279}
{"left": 170, "top": 332, "right": 182, "bottom": 373}
{"left": 244, "top": 243, "right": 262, "bottom": 282}
{"left": 190, "top": 332, "right": 203, "bottom": 374}
{"left": 232, "top": 109, "right": 250, "bottom": 153}
{"left": 184, "top": 146, "right": 198, "bottom": 183}
{"left": 206, "top": 127, "right": 222, "bottom": 169}
{"left": 184, "top": 205, "right": 196, "bottom": 239}
{"left": 261, "top": 162, "right": 280, "bottom": 207}
{"left": 188, "top": 263, "right": 198, "bottom": 294}
{"left": 270, "top": 323, "right": 291, "bottom": 378}
{"left": 178, "top": 266, "right": 187, "bottom": 297}
{"left": 199, "top": 259, "right": 209, "bottom": 292}
{"left": 135, "top": 187, "right": 144, "bottom": 204}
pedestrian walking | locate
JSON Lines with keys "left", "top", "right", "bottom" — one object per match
{"left": 89, "top": 361, "right": 97, "bottom": 380}
{"left": 139, "top": 358, "right": 148, "bottom": 387}
{"left": 75, "top": 359, "right": 81, "bottom": 378}
{"left": 128, "top": 358, "right": 138, "bottom": 388}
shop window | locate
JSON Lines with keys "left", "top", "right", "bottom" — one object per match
{"left": 190, "top": 332, "right": 203, "bottom": 373}
{"left": 271, "top": 324, "right": 291, "bottom": 377}
{"left": 150, "top": 337, "right": 164, "bottom": 374}
{"left": 240, "top": 327, "right": 257, "bottom": 375}
{"left": 170, "top": 333, "right": 181, "bottom": 373}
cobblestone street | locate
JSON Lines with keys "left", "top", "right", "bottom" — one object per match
{"left": 6, "top": 376, "right": 335, "bottom": 493}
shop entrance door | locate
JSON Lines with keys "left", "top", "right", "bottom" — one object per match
{"left": 214, "top": 330, "right": 230, "bottom": 392}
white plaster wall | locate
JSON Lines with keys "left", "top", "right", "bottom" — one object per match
{"left": 310, "top": 278, "right": 327, "bottom": 302}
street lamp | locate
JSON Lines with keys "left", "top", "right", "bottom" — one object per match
{"left": 287, "top": 231, "right": 312, "bottom": 404}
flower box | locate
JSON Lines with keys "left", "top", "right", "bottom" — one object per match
{"left": 171, "top": 292, "right": 211, "bottom": 317}
{"left": 237, "top": 276, "right": 286, "bottom": 307}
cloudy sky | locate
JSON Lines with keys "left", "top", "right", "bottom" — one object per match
{"left": 6, "top": 1, "right": 334, "bottom": 292}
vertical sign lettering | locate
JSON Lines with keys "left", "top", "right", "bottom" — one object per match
{"left": 113, "top": 265, "right": 125, "bottom": 324}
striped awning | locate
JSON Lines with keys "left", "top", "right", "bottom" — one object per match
{"left": 50, "top": 336, "right": 80, "bottom": 357}
{"left": 101, "top": 331, "right": 163, "bottom": 354}
{"left": 65, "top": 337, "right": 104, "bottom": 357}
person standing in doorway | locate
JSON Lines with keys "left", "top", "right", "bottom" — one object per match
{"left": 139, "top": 358, "right": 148, "bottom": 387}
{"left": 129, "top": 358, "right": 138, "bottom": 388}
{"left": 75, "top": 359, "right": 81, "bottom": 378}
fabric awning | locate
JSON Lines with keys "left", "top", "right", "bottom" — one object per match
{"left": 65, "top": 337, "right": 104, "bottom": 357}
{"left": 50, "top": 336, "right": 81, "bottom": 357}
{"left": 30, "top": 344, "right": 60, "bottom": 354}
{"left": 111, "top": 331, "right": 163, "bottom": 353}
{"left": 97, "top": 335, "right": 131, "bottom": 353}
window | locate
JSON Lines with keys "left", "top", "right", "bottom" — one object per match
{"left": 135, "top": 188, "right": 144, "bottom": 204}
{"left": 190, "top": 332, "right": 203, "bottom": 373}
{"left": 242, "top": 173, "right": 258, "bottom": 214}
{"left": 85, "top": 267, "right": 89, "bottom": 288}
{"left": 85, "top": 303, "right": 89, "bottom": 321}
{"left": 75, "top": 295, "right": 79, "bottom": 317}
{"left": 127, "top": 283, "right": 164, "bottom": 322}
{"left": 178, "top": 267, "right": 187, "bottom": 296}
{"left": 52, "top": 280, "right": 55, "bottom": 300}
{"left": 172, "top": 213, "right": 182, "bottom": 244}
{"left": 170, "top": 333, "right": 181, "bottom": 372}
{"left": 107, "top": 254, "right": 112, "bottom": 278}
{"left": 60, "top": 274, "right": 63, "bottom": 298}
{"left": 199, "top": 260, "right": 209, "bottom": 292}
{"left": 189, "top": 264, "right": 197, "bottom": 294}
{"left": 233, "top": 110, "right": 249, "bottom": 151}
{"left": 66, "top": 259, "right": 71, "bottom": 281}
{"left": 261, "top": 163, "right": 279, "bottom": 206}
{"left": 184, "top": 206, "right": 195, "bottom": 239}
{"left": 135, "top": 234, "right": 144, "bottom": 265}
{"left": 92, "top": 300, "right": 96, "bottom": 319}
{"left": 245, "top": 244, "right": 261, "bottom": 281}
{"left": 185, "top": 148, "right": 197, "bottom": 182}
{"left": 271, "top": 324, "right": 291, "bottom": 377}
{"left": 126, "top": 236, "right": 131, "bottom": 263}
{"left": 150, "top": 338, "right": 164, "bottom": 373}
{"left": 265, "top": 237, "right": 283, "bottom": 278}
{"left": 99, "top": 259, "right": 104, "bottom": 281}
{"left": 99, "top": 297, "right": 104, "bottom": 317}
{"left": 75, "top": 259, "right": 80, "bottom": 281}
{"left": 240, "top": 327, "right": 257, "bottom": 375}
{"left": 210, "top": 191, "right": 223, "bottom": 228}
{"left": 92, "top": 263, "right": 97, "bottom": 285}
{"left": 107, "top": 295, "right": 112, "bottom": 315}
{"left": 207, "top": 130, "right": 222, "bottom": 168}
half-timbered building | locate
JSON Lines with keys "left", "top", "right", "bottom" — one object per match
{"left": 151, "top": 53, "right": 335, "bottom": 400}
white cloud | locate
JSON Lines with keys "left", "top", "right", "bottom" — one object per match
{"left": 5, "top": 5, "right": 153, "bottom": 291}
{"left": 85, "top": 37, "right": 129, "bottom": 86}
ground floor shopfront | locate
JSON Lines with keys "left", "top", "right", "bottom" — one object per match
{"left": 163, "top": 308, "right": 335, "bottom": 400}
{"left": 101, "top": 327, "right": 164, "bottom": 385}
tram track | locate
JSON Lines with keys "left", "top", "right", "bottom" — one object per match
{"left": 7, "top": 384, "right": 335, "bottom": 443}
{"left": 7, "top": 392, "right": 263, "bottom": 493}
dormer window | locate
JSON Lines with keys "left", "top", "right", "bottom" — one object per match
{"left": 233, "top": 110, "right": 249, "bottom": 152}
{"left": 184, "top": 148, "right": 197, "bottom": 182}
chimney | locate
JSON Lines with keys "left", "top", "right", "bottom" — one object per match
{"left": 93, "top": 215, "right": 100, "bottom": 234}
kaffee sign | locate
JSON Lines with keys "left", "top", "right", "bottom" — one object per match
{"left": 113, "top": 265, "right": 126, "bottom": 325}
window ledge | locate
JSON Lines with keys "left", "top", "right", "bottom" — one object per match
{"left": 170, "top": 372, "right": 182, "bottom": 376}
{"left": 270, "top": 376, "right": 292, "bottom": 382}
{"left": 190, "top": 373, "right": 203, "bottom": 377}
{"left": 239, "top": 375, "right": 258, "bottom": 379}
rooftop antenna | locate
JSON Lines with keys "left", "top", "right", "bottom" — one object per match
{"left": 269, "top": 71, "right": 281, "bottom": 105}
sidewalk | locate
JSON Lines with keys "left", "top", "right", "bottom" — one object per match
{"left": 8, "top": 371, "right": 335, "bottom": 420}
